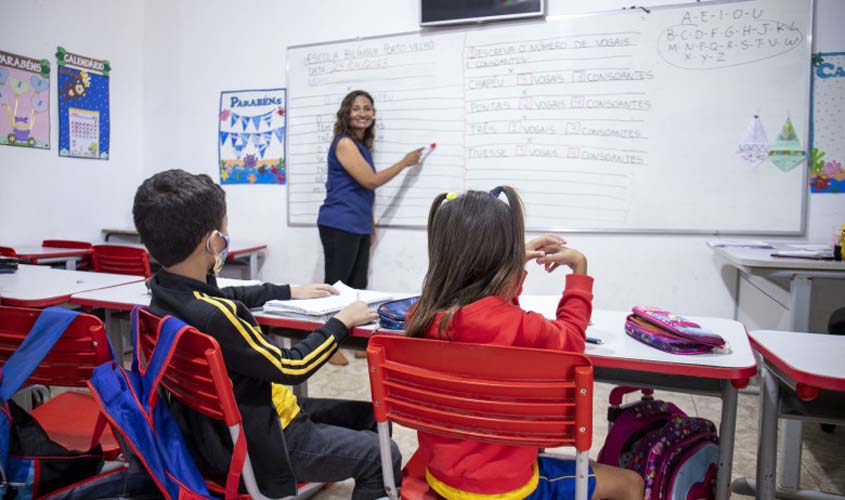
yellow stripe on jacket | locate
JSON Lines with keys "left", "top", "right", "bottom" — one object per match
{"left": 193, "top": 292, "right": 338, "bottom": 376}
{"left": 426, "top": 463, "right": 539, "bottom": 500}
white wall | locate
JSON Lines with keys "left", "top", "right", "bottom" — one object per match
{"left": 0, "top": 0, "right": 146, "bottom": 243}
{"left": 3, "top": 0, "right": 843, "bottom": 328}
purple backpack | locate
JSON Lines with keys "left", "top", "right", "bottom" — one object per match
{"left": 598, "top": 388, "right": 719, "bottom": 500}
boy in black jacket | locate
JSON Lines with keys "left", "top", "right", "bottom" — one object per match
{"left": 133, "top": 169, "right": 400, "bottom": 499}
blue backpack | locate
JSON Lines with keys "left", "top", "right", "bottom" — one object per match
{"left": 86, "top": 307, "right": 219, "bottom": 500}
{"left": 1, "top": 308, "right": 106, "bottom": 499}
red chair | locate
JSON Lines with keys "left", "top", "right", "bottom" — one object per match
{"left": 0, "top": 305, "right": 122, "bottom": 459}
{"left": 92, "top": 244, "right": 151, "bottom": 278}
{"left": 366, "top": 335, "right": 594, "bottom": 500}
{"left": 136, "top": 308, "right": 323, "bottom": 500}
{"left": 42, "top": 239, "right": 94, "bottom": 270}
{"left": 0, "top": 246, "right": 19, "bottom": 257}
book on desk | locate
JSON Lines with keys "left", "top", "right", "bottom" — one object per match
{"left": 262, "top": 281, "right": 393, "bottom": 322}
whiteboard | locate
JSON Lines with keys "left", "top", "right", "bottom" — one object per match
{"left": 286, "top": 0, "right": 811, "bottom": 233}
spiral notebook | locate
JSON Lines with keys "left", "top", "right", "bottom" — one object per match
{"left": 262, "top": 281, "right": 394, "bottom": 322}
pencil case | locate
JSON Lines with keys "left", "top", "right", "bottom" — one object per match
{"left": 625, "top": 307, "right": 730, "bottom": 355}
{"left": 631, "top": 306, "right": 726, "bottom": 346}
{"left": 377, "top": 296, "right": 419, "bottom": 331}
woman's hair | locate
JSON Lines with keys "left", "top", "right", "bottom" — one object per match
{"left": 333, "top": 90, "right": 375, "bottom": 151}
{"left": 405, "top": 186, "right": 526, "bottom": 339}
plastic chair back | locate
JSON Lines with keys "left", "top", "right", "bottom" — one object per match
{"left": 92, "top": 244, "right": 151, "bottom": 277}
{"left": 366, "top": 334, "right": 594, "bottom": 500}
{"left": 136, "top": 308, "right": 321, "bottom": 500}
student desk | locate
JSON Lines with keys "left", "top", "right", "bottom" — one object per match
{"left": 714, "top": 247, "right": 845, "bottom": 491}
{"left": 258, "top": 296, "right": 757, "bottom": 500}
{"left": 102, "top": 242, "right": 268, "bottom": 280}
{"left": 69, "top": 277, "right": 259, "bottom": 355}
{"left": 732, "top": 330, "right": 845, "bottom": 500}
{"left": 0, "top": 264, "right": 143, "bottom": 307}
{"left": 2, "top": 245, "right": 90, "bottom": 270}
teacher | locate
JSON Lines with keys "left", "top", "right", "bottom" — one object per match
{"left": 317, "top": 90, "right": 422, "bottom": 364}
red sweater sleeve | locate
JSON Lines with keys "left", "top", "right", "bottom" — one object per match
{"left": 514, "top": 273, "right": 594, "bottom": 353}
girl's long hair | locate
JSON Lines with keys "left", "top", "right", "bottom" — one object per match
{"left": 333, "top": 90, "right": 375, "bottom": 151}
{"left": 405, "top": 186, "right": 526, "bottom": 339}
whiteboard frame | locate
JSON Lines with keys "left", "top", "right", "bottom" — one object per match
{"left": 285, "top": 0, "right": 812, "bottom": 236}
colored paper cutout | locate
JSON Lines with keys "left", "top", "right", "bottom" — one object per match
{"left": 768, "top": 116, "right": 805, "bottom": 172}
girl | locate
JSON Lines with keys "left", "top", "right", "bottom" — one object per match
{"left": 405, "top": 187, "right": 644, "bottom": 500}
{"left": 318, "top": 90, "right": 422, "bottom": 365}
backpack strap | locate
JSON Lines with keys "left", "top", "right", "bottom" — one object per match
{"left": 0, "top": 307, "right": 80, "bottom": 489}
{"left": 0, "top": 307, "right": 79, "bottom": 402}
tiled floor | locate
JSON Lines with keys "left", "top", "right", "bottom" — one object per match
{"left": 306, "top": 349, "right": 845, "bottom": 499}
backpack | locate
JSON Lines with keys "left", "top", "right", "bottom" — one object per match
{"left": 597, "top": 387, "right": 719, "bottom": 500}
{"left": 86, "top": 307, "right": 222, "bottom": 500}
{"left": 0, "top": 308, "right": 107, "bottom": 499}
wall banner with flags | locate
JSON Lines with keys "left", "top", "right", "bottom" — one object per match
{"left": 219, "top": 88, "right": 286, "bottom": 185}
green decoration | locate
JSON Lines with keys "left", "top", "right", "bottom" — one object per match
{"left": 809, "top": 148, "right": 826, "bottom": 176}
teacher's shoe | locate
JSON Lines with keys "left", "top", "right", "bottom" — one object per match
{"left": 328, "top": 351, "right": 349, "bottom": 366}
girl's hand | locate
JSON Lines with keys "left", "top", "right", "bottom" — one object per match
{"left": 537, "top": 247, "right": 588, "bottom": 275}
{"left": 290, "top": 283, "right": 339, "bottom": 299}
{"left": 401, "top": 147, "right": 424, "bottom": 167}
{"left": 525, "top": 233, "right": 566, "bottom": 262}
{"left": 334, "top": 301, "right": 378, "bottom": 328}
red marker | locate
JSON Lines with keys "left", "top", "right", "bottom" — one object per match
{"left": 420, "top": 142, "right": 437, "bottom": 163}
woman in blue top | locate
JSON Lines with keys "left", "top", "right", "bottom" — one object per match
{"left": 318, "top": 90, "right": 422, "bottom": 364}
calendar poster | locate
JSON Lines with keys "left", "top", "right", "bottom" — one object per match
{"left": 68, "top": 108, "right": 99, "bottom": 157}
{"left": 0, "top": 50, "right": 50, "bottom": 149}
{"left": 219, "top": 88, "right": 286, "bottom": 184}
{"left": 56, "top": 47, "right": 110, "bottom": 159}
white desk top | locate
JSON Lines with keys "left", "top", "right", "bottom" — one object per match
{"left": 0, "top": 265, "right": 143, "bottom": 307}
{"left": 714, "top": 247, "right": 845, "bottom": 272}
{"left": 519, "top": 295, "right": 757, "bottom": 379}
{"left": 748, "top": 330, "right": 845, "bottom": 391}
{"left": 257, "top": 293, "right": 757, "bottom": 381}
{"left": 69, "top": 277, "right": 261, "bottom": 310}
{"left": 8, "top": 245, "right": 90, "bottom": 259}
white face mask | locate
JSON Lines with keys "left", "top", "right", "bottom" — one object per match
{"left": 206, "top": 230, "right": 230, "bottom": 274}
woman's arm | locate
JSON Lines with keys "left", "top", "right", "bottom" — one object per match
{"left": 336, "top": 137, "right": 422, "bottom": 189}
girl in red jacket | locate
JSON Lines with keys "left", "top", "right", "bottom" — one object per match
{"left": 405, "top": 186, "right": 644, "bottom": 500}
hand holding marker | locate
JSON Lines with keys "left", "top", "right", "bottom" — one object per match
{"left": 418, "top": 143, "right": 436, "bottom": 164}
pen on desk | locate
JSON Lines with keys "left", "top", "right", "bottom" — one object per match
{"left": 586, "top": 336, "right": 603, "bottom": 345}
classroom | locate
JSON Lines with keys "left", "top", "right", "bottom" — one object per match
{"left": 1, "top": 0, "right": 844, "bottom": 499}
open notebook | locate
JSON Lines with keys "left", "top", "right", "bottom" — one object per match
{"left": 262, "top": 281, "right": 394, "bottom": 322}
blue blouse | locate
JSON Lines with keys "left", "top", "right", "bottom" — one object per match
{"left": 317, "top": 135, "right": 376, "bottom": 235}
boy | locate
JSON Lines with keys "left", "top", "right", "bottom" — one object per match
{"left": 133, "top": 169, "right": 400, "bottom": 500}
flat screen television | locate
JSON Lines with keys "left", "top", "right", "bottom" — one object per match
{"left": 420, "top": 0, "right": 545, "bottom": 26}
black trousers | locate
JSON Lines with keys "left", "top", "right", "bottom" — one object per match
{"left": 284, "top": 398, "right": 401, "bottom": 500}
{"left": 319, "top": 225, "right": 371, "bottom": 289}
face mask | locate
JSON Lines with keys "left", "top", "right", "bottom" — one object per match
{"left": 206, "top": 230, "right": 230, "bottom": 274}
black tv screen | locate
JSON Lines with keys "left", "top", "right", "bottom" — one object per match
{"left": 421, "top": 0, "right": 545, "bottom": 26}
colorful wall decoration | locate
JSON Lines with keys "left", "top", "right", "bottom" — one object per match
{"left": 0, "top": 50, "right": 51, "bottom": 149}
{"left": 809, "top": 52, "right": 845, "bottom": 193}
{"left": 219, "top": 88, "right": 286, "bottom": 185}
{"left": 56, "top": 47, "right": 110, "bottom": 160}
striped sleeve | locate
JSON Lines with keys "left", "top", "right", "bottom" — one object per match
{"left": 194, "top": 292, "right": 348, "bottom": 384}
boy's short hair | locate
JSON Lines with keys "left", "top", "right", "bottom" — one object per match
{"left": 133, "top": 169, "right": 226, "bottom": 267}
